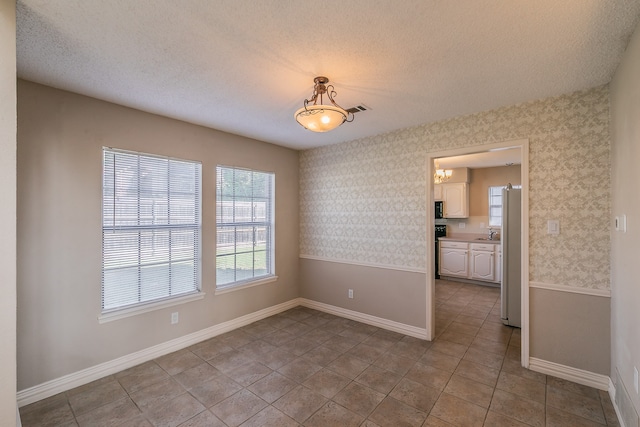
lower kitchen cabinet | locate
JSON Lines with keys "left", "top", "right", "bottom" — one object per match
{"left": 470, "top": 243, "right": 495, "bottom": 281}
{"left": 440, "top": 240, "right": 500, "bottom": 284}
{"left": 439, "top": 241, "right": 469, "bottom": 278}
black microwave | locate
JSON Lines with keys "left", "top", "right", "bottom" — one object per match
{"left": 435, "top": 201, "right": 444, "bottom": 219}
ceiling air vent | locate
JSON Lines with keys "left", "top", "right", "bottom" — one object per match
{"left": 345, "top": 104, "right": 371, "bottom": 114}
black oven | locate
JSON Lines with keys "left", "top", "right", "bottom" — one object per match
{"left": 435, "top": 201, "right": 443, "bottom": 219}
{"left": 434, "top": 225, "right": 447, "bottom": 279}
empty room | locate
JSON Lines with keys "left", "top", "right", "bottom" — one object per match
{"left": 2, "top": 1, "right": 640, "bottom": 426}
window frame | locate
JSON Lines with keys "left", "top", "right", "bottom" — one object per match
{"left": 215, "top": 165, "right": 276, "bottom": 292}
{"left": 100, "top": 147, "right": 203, "bottom": 321}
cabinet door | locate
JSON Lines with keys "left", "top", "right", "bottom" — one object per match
{"left": 470, "top": 250, "right": 495, "bottom": 281}
{"left": 434, "top": 184, "right": 442, "bottom": 201}
{"left": 439, "top": 248, "right": 468, "bottom": 277}
{"left": 442, "top": 183, "right": 469, "bottom": 218}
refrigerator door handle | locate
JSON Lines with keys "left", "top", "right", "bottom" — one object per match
{"left": 501, "top": 185, "right": 509, "bottom": 323}
{"left": 500, "top": 279, "right": 508, "bottom": 321}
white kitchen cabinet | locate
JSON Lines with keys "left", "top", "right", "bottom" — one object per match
{"left": 470, "top": 243, "right": 495, "bottom": 282}
{"left": 441, "top": 183, "right": 469, "bottom": 218}
{"left": 439, "top": 241, "right": 469, "bottom": 278}
{"left": 434, "top": 184, "right": 443, "bottom": 201}
{"left": 439, "top": 239, "right": 501, "bottom": 284}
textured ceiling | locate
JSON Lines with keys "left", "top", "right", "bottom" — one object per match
{"left": 16, "top": 0, "right": 640, "bottom": 150}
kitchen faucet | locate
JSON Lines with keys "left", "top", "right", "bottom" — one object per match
{"left": 488, "top": 228, "right": 497, "bottom": 240}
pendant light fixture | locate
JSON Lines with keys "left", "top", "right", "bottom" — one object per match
{"left": 434, "top": 160, "right": 453, "bottom": 184}
{"left": 294, "top": 76, "right": 354, "bottom": 132}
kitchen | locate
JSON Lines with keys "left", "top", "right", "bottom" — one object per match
{"left": 433, "top": 148, "right": 523, "bottom": 328}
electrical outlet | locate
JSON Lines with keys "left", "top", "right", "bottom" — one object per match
{"left": 615, "top": 215, "right": 627, "bottom": 233}
{"left": 480, "top": 222, "right": 485, "bottom": 229}
{"left": 458, "top": 222, "right": 465, "bottom": 229}
{"left": 634, "top": 367, "right": 638, "bottom": 394}
{"left": 171, "top": 312, "right": 179, "bottom": 324}
{"left": 348, "top": 289, "right": 353, "bottom": 299}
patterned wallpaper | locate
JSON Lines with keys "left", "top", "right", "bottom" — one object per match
{"left": 300, "top": 85, "right": 611, "bottom": 291}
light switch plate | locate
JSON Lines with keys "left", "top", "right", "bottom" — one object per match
{"left": 615, "top": 215, "right": 627, "bottom": 232}
{"left": 547, "top": 220, "right": 560, "bottom": 235}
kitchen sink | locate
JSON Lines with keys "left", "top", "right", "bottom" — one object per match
{"left": 475, "top": 237, "right": 499, "bottom": 241}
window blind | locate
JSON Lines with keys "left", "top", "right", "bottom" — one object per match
{"left": 489, "top": 185, "right": 521, "bottom": 227}
{"left": 102, "top": 148, "right": 202, "bottom": 312}
{"left": 488, "top": 186, "right": 503, "bottom": 227}
{"left": 216, "top": 166, "right": 274, "bottom": 287}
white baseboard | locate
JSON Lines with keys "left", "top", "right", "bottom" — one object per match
{"left": 529, "top": 357, "right": 609, "bottom": 391}
{"left": 609, "top": 377, "right": 628, "bottom": 427}
{"left": 299, "top": 298, "right": 429, "bottom": 340}
{"left": 17, "top": 299, "right": 300, "bottom": 407}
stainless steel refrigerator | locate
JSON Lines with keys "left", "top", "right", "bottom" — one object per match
{"left": 501, "top": 185, "right": 521, "bottom": 327}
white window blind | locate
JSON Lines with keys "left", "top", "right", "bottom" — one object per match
{"left": 216, "top": 166, "right": 274, "bottom": 288}
{"left": 102, "top": 148, "right": 202, "bottom": 312}
{"left": 489, "top": 185, "right": 521, "bottom": 227}
{"left": 488, "top": 186, "right": 503, "bottom": 227}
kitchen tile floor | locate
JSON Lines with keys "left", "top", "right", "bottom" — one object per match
{"left": 20, "top": 279, "right": 620, "bottom": 426}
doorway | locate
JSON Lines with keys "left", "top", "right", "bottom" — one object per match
{"left": 426, "top": 139, "right": 530, "bottom": 368}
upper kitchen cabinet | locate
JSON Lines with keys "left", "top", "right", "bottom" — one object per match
{"left": 434, "top": 184, "right": 443, "bottom": 201}
{"left": 442, "top": 182, "right": 469, "bottom": 218}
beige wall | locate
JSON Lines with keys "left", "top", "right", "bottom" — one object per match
{"left": 0, "top": 0, "right": 17, "bottom": 423}
{"left": 610, "top": 20, "right": 640, "bottom": 419}
{"left": 16, "top": 81, "right": 300, "bottom": 390}
{"left": 469, "top": 165, "right": 521, "bottom": 217}
{"left": 530, "top": 288, "right": 610, "bottom": 375}
{"left": 300, "top": 258, "right": 426, "bottom": 328}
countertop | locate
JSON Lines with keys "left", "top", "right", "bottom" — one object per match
{"left": 439, "top": 234, "right": 500, "bottom": 244}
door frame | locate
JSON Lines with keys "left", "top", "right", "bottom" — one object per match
{"left": 426, "top": 138, "right": 530, "bottom": 368}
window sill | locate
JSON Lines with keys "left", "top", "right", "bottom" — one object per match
{"left": 215, "top": 275, "right": 278, "bottom": 295}
{"left": 98, "top": 291, "right": 206, "bottom": 324}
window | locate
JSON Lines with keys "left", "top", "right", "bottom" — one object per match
{"left": 488, "top": 185, "right": 521, "bottom": 226}
{"left": 102, "top": 148, "right": 202, "bottom": 312}
{"left": 488, "top": 186, "right": 503, "bottom": 226}
{"left": 216, "top": 166, "right": 274, "bottom": 289}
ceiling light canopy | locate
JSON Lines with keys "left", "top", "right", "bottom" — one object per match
{"left": 295, "top": 76, "right": 354, "bottom": 132}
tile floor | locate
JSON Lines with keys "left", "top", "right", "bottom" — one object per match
{"left": 20, "top": 279, "right": 620, "bottom": 426}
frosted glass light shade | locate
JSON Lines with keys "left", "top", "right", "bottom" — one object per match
{"left": 436, "top": 169, "right": 453, "bottom": 178}
{"left": 294, "top": 104, "right": 348, "bottom": 132}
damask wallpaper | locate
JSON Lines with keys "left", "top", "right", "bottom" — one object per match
{"left": 300, "top": 85, "right": 610, "bottom": 291}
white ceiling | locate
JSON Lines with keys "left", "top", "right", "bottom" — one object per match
{"left": 16, "top": 0, "right": 640, "bottom": 150}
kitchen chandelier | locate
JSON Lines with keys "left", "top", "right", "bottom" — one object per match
{"left": 434, "top": 160, "right": 453, "bottom": 184}
{"left": 294, "top": 76, "right": 354, "bottom": 132}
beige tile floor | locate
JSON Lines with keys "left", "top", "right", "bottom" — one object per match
{"left": 20, "top": 279, "right": 620, "bottom": 426}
